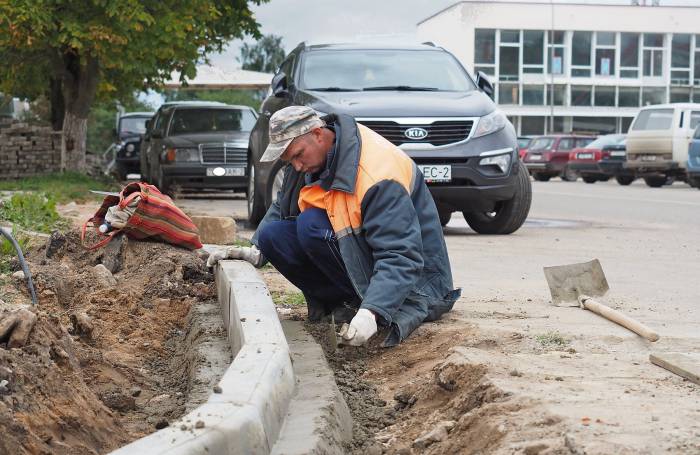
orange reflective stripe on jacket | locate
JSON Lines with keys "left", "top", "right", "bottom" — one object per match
{"left": 298, "top": 124, "right": 415, "bottom": 236}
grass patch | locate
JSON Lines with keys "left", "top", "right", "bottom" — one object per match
{"left": 0, "top": 229, "right": 30, "bottom": 274}
{"left": 0, "top": 172, "right": 117, "bottom": 204}
{"left": 535, "top": 331, "right": 569, "bottom": 349}
{"left": 0, "top": 192, "right": 70, "bottom": 233}
{"left": 271, "top": 291, "right": 306, "bottom": 307}
{"left": 232, "top": 238, "right": 253, "bottom": 248}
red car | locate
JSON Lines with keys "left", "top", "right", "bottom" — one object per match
{"left": 522, "top": 134, "right": 596, "bottom": 181}
{"left": 567, "top": 134, "right": 635, "bottom": 185}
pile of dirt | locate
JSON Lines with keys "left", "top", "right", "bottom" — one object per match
{"left": 0, "top": 230, "right": 216, "bottom": 455}
{"left": 307, "top": 320, "right": 573, "bottom": 455}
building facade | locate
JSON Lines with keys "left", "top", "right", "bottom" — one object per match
{"left": 417, "top": 1, "right": 700, "bottom": 135}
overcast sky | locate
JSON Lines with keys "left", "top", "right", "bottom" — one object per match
{"left": 208, "top": 0, "right": 700, "bottom": 72}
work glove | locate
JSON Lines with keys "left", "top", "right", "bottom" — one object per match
{"left": 338, "top": 308, "right": 377, "bottom": 346}
{"left": 206, "top": 245, "right": 264, "bottom": 268}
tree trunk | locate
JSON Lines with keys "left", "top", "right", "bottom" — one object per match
{"left": 49, "top": 77, "right": 64, "bottom": 131}
{"left": 58, "top": 52, "right": 99, "bottom": 172}
{"left": 61, "top": 111, "right": 88, "bottom": 171}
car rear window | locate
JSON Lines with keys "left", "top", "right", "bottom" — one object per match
{"left": 299, "top": 49, "right": 476, "bottom": 92}
{"left": 517, "top": 137, "right": 532, "bottom": 148}
{"left": 169, "top": 109, "right": 256, "bottom": 135}
{"left": 585, "top": 134, "right": 625, "bottom": 149}
{"left": 631, "top": 108, "right": 674, "bottom": 131}
{"left": 529, "top": 137, "right": 555, "bottom": 150}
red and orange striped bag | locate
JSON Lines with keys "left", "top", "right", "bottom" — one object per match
{"left": 82, "top": 182, "right": 202, "bottom": 250}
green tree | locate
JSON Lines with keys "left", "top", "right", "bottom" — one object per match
{"left": 0, "top": 0, "right": 266, "bottom": 171}
{"left": 239, "top": 34, "right": 285, "bottom": 73}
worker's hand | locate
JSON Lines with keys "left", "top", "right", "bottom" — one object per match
{"left": 338, "top": 308, "right": 377, "bottom": 346}
{"left": 206, "top": 245, "right": 264, "bottom": 268}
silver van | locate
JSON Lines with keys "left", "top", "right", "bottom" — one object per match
{"left": 625, "top": 103, "right": 700, "bottom": 187}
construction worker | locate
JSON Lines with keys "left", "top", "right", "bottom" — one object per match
{"left": 219, "top": 106, "right": 459, "bottom": 347}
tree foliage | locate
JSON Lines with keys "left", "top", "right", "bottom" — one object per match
{"left": 0, "top": 0, "right": 266, "bottom": 169}
{"left": 239, "top": 34, "right": 285, "bottom": 73}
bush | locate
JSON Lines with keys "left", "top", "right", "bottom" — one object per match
{"left": 0, "top": 228, "right": 30, "bottom": 274}
{"left": 0, "top": 192, "right": 69, "bottom": 233}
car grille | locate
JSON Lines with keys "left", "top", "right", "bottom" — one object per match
{"left": 359, "top": 120, "right": 474, "bottom": 147}
{"left": 200, "top": 143, "right": 247, "bottom": 165}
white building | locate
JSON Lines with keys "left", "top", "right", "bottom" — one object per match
{"left": 417, "top": 1, "right": 700, "bottom": 135}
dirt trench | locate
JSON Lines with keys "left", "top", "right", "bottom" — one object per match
{"left": 0, "top": 230, "right": 228, "bottom": 455}
{"left": 304, "top": 320, "right": 577, "bottom": 455}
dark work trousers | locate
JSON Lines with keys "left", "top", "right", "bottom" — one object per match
{"left": 256, "top": 207, "right": 359, "bottom": 321}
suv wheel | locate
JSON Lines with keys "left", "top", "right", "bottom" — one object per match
{"left": 269, "top": 164, "right": 285, "bottom": 204}
{"left": 437, "top": 209, "right": 452, "bottom": 227}
{"left": 462, "top": 161, "right": 532, "bottom": 235}
{"left": 644, "top": 176, "right": 666, "bottom": 188}
{"left": 615, "top": 175, "right": 635, "bottom": 186}
{"left": 532, "top": 173, "right": 550, "bottom": 182}
{"left": 582, "top": 175, "right": 598, "bottom": 184}
{"left": 247, "top": 162, "right": 266, "bottom": 225}
{"left": 156, "top": 165, "right": 171, "bottom": 195}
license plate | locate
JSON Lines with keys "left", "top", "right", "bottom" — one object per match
{"left": 610, "top": 151, "right": 626, "bottom": 157}
{"left": 206, "top": 167, "right": 245, "bottom": 177}
{"left": 419, "top": 164, "right": 451, "bottom": 183}
{"left": 528, "top": 154, "right": 542, "bottom": 161}
{"left": 641, "top": 155, "right": 658, "bottom": 162}
{"left": 577, "top": 153, "right": 594, "bottom": 159}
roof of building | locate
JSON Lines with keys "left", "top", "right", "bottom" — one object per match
{"left": 163, "top": 66, "right": 273, "bottom": 90}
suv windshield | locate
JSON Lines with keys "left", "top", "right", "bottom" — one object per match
{"left": 169, "top": 108, "right": 256, "bottom": 135}
{"left": 119, "top": 117, "right": 149, "bottom": 135}
{"left": 632, "top": 109, "right": 674, "bottom": 131}
{"left": 300, "top": 49, "right": 476, "bottom": 92}
{"left": 529, "top": 137, "right": 555, "bottom": 150}
{"left": 585, "top": 134, "right": 626, "bottom": 149}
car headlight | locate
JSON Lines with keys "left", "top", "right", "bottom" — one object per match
{"left": 175, "top": 148, "right": 200, "bottom": 162}
{"left": 479, "top": 150, "right": 512, "bottom": 173}
{"left": 125, "top": 143, "right": 135, "bottom": 153}
{"left": 473, "top": 110, "right": 507, "bottom": 138}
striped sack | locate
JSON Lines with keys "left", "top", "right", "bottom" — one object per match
{"left": 82, "top": 182, "right": 202, "bottom": 250}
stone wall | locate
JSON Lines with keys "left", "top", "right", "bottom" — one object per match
{"left": 0, "top": 119, "right": 62, "bottom": 179}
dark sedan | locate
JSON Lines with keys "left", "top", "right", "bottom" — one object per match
{"left": 140, "top": 102, "right": 257, "bottom": 194}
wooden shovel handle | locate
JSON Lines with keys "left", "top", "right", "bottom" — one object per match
{"left": 579, "top": 296, "right": 660, "bottom": 342}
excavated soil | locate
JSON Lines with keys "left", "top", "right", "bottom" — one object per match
{"left": 0, "top": 230, "right": 216, "bottom": 455}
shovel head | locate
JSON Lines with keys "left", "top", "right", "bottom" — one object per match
{"left": 543, "top": 259, "right": 609, "bottom": 305}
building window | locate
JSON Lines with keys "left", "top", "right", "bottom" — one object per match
{"left": 475, "top": 66, "right": 495, "bottom": 76}
{"left": 695, "top": 35, "right": 700, "bottom": 85}
{"left": 671, "top": 34, "right": 691, "bottom": 85}
{"left": 523, "top": 85, "right": 544, "bottom": 105}
{"left": 523, "top": 30, "right": 544, "bottom": 74}
{"left": 618, "top": 87, "right": 640, "bottom": 107}
{"left": 499, "top": 30, "right": 520, "bottom": 81}
{"left": 594, "top": 86, "right": 615, "bottom": 107}
{"left": 498, "top": 83, "right": 519, "bottom": 105}
{"left": 546, "top": 85, "right": 567, "bottom": 106}
{"left": 571, "top": 31, "right": 592, "bottom": 77}
{"left": 642, "top": 87, "right": 666, "bottom": 106}
{"left": 670, "top": 87, "right": 691, "bottom": 103}
{"left": 573, "top": 117, "right": 617, "bottom": 135}
{"left": 595, "top": 32, "right": 616, "bottom": 76}
{"left": 694, "top": 87, "right": 700, "bottom": 103}
{"left": 571, "top": 85, "right": 592, "bottom": 106}
{"left": 643, "top": 33, "right": 664, "bottom": 77}
{"left": 621, "top": 117, "right": 634, "bottom": 132}
{"left": 521, "top": 116, "right": 545, "bottom": 135}
{"left": 547, "top": 31, "right": 565, "bottom": 75}
{"left": 548, "top": 116, "right": 566, "bottom": 133}
{"left": 475, "top": 29, "right": 496, "bottom": 64}
{"left": 620, "top": 33, "right": 640, "bottom": 78}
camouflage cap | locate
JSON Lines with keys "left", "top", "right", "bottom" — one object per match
{"left": 260, "top": 106, "right": 325, "bottom": 162}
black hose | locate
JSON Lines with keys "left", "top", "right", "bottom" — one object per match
{"left": 0, "top": 227, "right": 38, "bottom": 306}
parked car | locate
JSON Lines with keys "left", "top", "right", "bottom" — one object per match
{"left": 517, "top": 135, "right": 534, "bottom": 159}
{"left": 688, "top": 124, "right": 700, "bottom": 189}
{"left": 567, "top": 134, "right": 634, "bottom": 185}
{"left": 625, "top": 103, "right": 700, "bottom": 187}
{"left": 140, "top": 101, "right": 257, "bottom": 194}
{"left": 246, "top": 42, "right": 532, "bottom": 235}
{"left": 105, "top": 112, "right": 153, "bottom": 180}
{"left": 522, "top": 134, "right": 596, "bottom": 181}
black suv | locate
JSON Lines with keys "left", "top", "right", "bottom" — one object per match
{"left": 247, "top": 43, "right": 531, "bottom": 234}
{"left": 140, "top": 101, "right": 257, "bottom": 194}
{"left": 106, "top": 112, "right": 153, "bottom": 180}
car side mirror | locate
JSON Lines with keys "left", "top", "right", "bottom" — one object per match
{"left": 271, "top": 72, "right": 290, "bottom": 98}
{"left": 475, "top": 71, "right": 494, "bottom": 100}
{"left": 145, "top": 119, "right": 152, "bottom": 131}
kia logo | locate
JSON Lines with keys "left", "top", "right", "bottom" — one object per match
{"left": 404, "top": 127, "right": 428, "bottom": 140}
